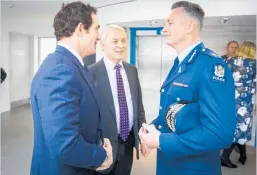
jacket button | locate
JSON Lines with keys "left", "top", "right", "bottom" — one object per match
{"left": 161, "top": 89, "right": 165, "bottom": 93}
{"left": 159, "top": 106, "right": 162, "bottom": 110}
{"left": 176, "top": 97, "right": 180, "bottom": 102}
{"left": 158, "top": 125, "right": 162, "bottom": 129}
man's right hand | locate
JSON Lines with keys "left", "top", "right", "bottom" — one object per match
{"left": 96, "top": 138, "right": 113, "bottom": 171}
{"left": 139, "top": 126, "right": 152, "bottom": 157}
{"left": 140, "top": 143, "right": 152, "bottom": 157}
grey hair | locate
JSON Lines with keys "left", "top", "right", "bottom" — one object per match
{"left": 101, "top": 24, "right": 126, "bottom": 42}
{"left": 171, "top": 1, "right": 205, "bottom": 31}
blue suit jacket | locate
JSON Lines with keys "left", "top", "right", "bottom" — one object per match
{"left": 30, "top": 46, "right": 106, "bottom": 175}
{"left": 152, "top": 43, "right": 236, "bottom": 175}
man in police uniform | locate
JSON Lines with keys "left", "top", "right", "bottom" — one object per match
{"left": 139, "top": 1, "right": 236, "bottom": 175}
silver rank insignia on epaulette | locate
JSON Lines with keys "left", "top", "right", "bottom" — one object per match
{"left": 165, "top": 102, "right": 186, "bottom": 132}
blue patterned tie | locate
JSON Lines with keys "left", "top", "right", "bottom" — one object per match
{"left": 115, "top": 64, "right": 129, "bottom": 141}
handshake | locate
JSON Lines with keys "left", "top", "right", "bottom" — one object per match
{"left": 139, "top": 123, "right": 161, "bottom": 157}
{"left": 96, "top": 123, "right": 161, "bottom": 171}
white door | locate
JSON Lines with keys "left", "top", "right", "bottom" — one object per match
{"left": 9, "top": 33, "right": 31, "bottom": 104}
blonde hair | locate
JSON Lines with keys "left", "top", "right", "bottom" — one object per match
{"left": 237, "top": 41, "right": 256, "bottom": 59}
{"left": 100, "top": 24, "right": 126, "bottom": 42}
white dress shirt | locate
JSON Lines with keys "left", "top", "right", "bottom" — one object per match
{"left": 58, "top": 42, "right": 84, "bottom": 66}
{"left": 178, "top": 41, "right": 201, "bottom": 64}
{"left": 103, "top": 57, "right": 133, "bottom": 133}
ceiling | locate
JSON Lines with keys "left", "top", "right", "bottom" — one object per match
{"left": 1, "top": 0, "right": 137, "bottom": 16}
{"left": 1, "top": 0, "right": 256, "bottom": 27}
{"left": 116, "top": 15, "right": 256, "bottom": 27}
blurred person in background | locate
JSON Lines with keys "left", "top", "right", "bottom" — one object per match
{"left": 221, "top": 41, "right": 239, "bottom": 61}
{"left": 0, "top": 67, "right": 7, "bottom": 83}
{"left": 221, "top": 41, "right": 256, "bottom": 168}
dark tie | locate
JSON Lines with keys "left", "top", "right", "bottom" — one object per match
{"left": 114, "top": 64, "right": 129, "bottom": 141}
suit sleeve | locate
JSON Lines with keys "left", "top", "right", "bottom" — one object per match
{"left": 159, "top": 62, "right": 236, "bottom": 159}
{"left": 36, "top": 64, "right": 106, "bottom": 168}
{"left": 135, "top": 68, "right": 146, "bottom": 130}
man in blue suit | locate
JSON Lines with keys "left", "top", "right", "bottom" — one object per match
{"left": 139, "top": 1, "right": 236, "bottom": 175}
{"left": 30, "top": 2, "right": 113, "bottom": 175}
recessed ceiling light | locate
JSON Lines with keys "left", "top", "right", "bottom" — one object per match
{"left": 221, "top": 17, "right": 229, "bottom": 24}
{"left": 149, "top": 21, "right": 157, "bottom": 26}
{"left": 7, "top": 3, "right": 14, "bottom": 8}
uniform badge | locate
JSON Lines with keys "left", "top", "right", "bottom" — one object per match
{"left": 178, "top": 67, "right": 182, "bottom": 73}
{"left": 213, "top": 64, "right": 225, "bottom": 82}
{"left": 165, "top": 102, "right": 186, "bottom": 132}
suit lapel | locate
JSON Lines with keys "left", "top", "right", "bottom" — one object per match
{"left": 97, "top": 60, "right": 117, "bottom": 120}
{"left": 162, "top": 63, "right": 188, "bottom": 88}
{"left": 56, "top": 46, "right": 100, "bottom": 109}
{"left": 162, "top": 44, "right": 203, "bottom": 88}
{"left": 123, "top": 62, "right": 137, "bottom": 122}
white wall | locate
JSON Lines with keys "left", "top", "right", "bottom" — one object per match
{"left": 201, "top": 25, "right": 256, "bottom": 55}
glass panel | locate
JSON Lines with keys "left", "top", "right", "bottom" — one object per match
{"left": 137, "top": 36, "right": 162, "bottom": 122}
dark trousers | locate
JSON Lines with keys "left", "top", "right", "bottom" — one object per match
{"left": 222, "top": 143, "right": 236, "bottom": 160}
{"left": 222, "top": 143, "right": 246, "bottom": 160}
{"left": 96, "top": 132, "right": 134, "bottom": 175}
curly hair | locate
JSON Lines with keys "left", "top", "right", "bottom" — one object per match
{"left": 53, "top": 1, "right": 97, "bottom": 41}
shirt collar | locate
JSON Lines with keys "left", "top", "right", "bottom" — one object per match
{"left": 103, "top": 57, "right": 123, "bottom": 71}
{"left": 58, "top": 42, "right": 84, "bottom": 66}
{"left": 178, "top": 41, "right": 201, "bottom": 64}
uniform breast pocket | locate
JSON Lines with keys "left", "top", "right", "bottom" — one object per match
{"left": 167, "top": 85, "right": 193, "bottom": 103}
{"left": 167, "top": 85, "right": 200, "bottom": 134}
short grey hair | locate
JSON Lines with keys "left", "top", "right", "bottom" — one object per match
{"left": 101, "top": 24, "right": 126, "bottom": 42}
{"left": 171, "top": 1, "right": 205, "bottom": 31}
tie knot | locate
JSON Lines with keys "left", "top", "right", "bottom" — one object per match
{"left": 114, "top": 64, "right": 122, "bottom": 70}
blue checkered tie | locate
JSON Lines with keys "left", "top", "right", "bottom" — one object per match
{"left": 115, "top": 64, "right": 129, "bottom": 141}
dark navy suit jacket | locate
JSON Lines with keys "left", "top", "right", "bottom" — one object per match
{"left": 30, "top": 46, "right": 106, "bottom": 175}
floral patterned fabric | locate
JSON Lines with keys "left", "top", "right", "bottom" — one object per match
{"left": 226, "top": 57, "right": 256, "bottom": 144}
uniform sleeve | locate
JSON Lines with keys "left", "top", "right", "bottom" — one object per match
{"left": 159, "top": 61, "right": 236, "bottom": 159}
{"left": 36, "top": 64, "right": 106, "bottom": 168}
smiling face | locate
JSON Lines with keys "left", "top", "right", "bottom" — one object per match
{"left": 101, "top": 27, "right": 127, "bottom": 61}
{"left": 78, "top": 13, "right": 100, "bottom": 57}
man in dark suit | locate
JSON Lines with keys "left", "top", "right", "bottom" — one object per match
{"left": 30, "top": 2, "right": 113, "bottom": 175}
{"left": 89, "top": 24, "right": 146, "bottom": 175}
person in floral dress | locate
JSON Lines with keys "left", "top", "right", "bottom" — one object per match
{"left": 221, "top": 41, "right": 256, "bottom": 168}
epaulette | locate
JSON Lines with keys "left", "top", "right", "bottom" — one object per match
{"left": 198, "top": 48, "right": 221, "bottom": 59}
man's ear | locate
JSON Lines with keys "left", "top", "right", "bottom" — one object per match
{"left": 186, "top": 19, "right": 195, "bottom": 34}
{"left": 75, "top": 23, "right": 85, "bottom": 37}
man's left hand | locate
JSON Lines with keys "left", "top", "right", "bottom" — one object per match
{"left": 139, "top": 125, "right": 161, "bottom": 149}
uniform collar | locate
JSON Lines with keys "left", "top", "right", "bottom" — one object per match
{"left": 178, "top": 41, "right": 201, "bottom": 64}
